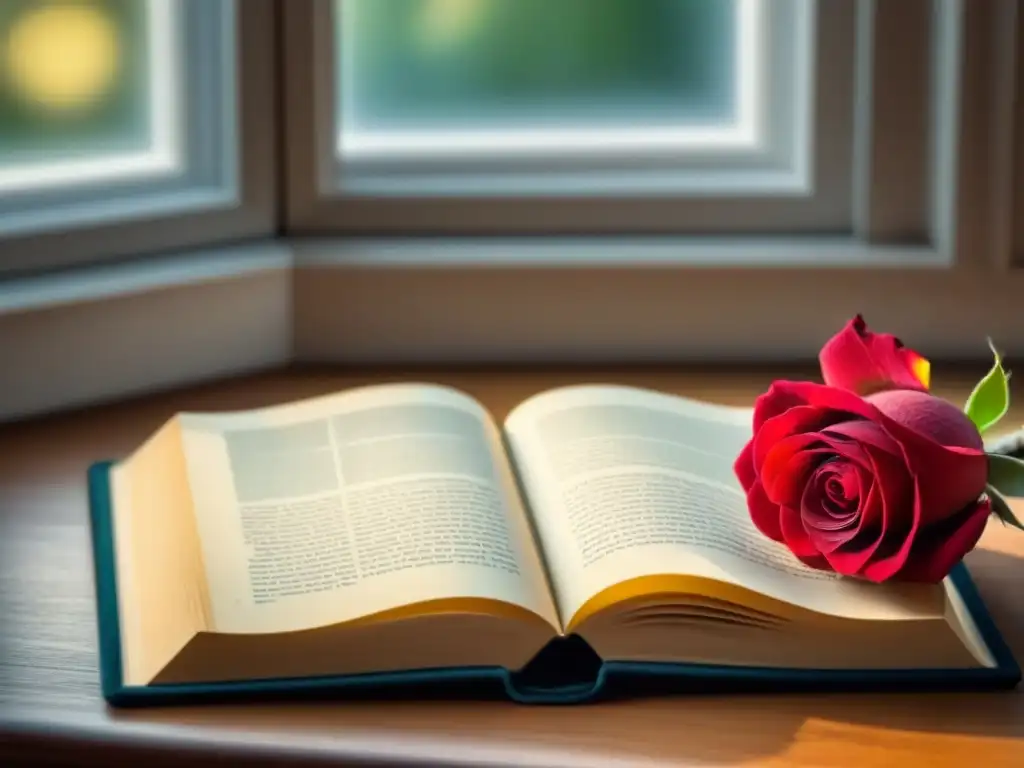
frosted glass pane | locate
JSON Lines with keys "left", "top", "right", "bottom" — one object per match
{"left": 0, "top": 0, "right": 152, "bottom": 168}
{"left": 340, "top": 0, "right": 738, "bottom": 135}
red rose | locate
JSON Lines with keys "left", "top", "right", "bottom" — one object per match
{"left": 734, "top": 382, "right": 989, "bottom": 583}
{"left": 819, "top": 314, "right": 931, "bottom": 395}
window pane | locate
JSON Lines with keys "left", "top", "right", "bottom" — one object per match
{"left": 339, "top": 0, "right": 743, "bottom": 154}
{"left": 0, "top": 0, "right": 178, "bottom": 191}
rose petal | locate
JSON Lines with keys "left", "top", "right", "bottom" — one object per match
{"left": 761, "top": 438, "right": 830, "bottom": 508}
{"left": 910, "top": 444, "right": 988, "bottom": 524}
{"left": 805, "top": 520, "right": 859, "bottom": 554}
{"left": 818, "top": 315, "right": 930, "bottom": 395}
{"left": 804, "top": 463, "right": 860, "bottom": 529}
{"left": 751, "top": 382, "right": 814, "bottom": 433}
{"left": 779, "top": 506, "right": 831, "bottom": 569}
{"left": 766, "top": 380, "right": 884, "bottom": 424}
{"left": 831, "top": 466, "right": 860, "bottom": 507}
{"left": 894, "top": 498, "right": 991, "bottom": 583}
{"left": 822, "top": 419, "right": 902, "bottom": 457}
{"left": 779, "top": 505, "right": 821, "bottom": 558}
{"left": 802, "top": 463, "right": 864, "bottom": 555}
{"left": 734, "top": 440, "right": 757, "bottom": 491}
{"left": 753, "top": 405, "right": 828, "bottom": 468}
{"left": 747, "top": 480, "right": 783, "bottom": 541}
{"left": 867, "top": 391, "right": 988, "bottom": 523}
{"left": 824, "top": 445, "right": 912, "bottom": 575}
{"left": 859, "top": 477, "right": 926, "bottom": 583}
{"left": 868, "top": 389, "right": 983, "bottom": 451}
{"left": 907, "top": 351, "right": 931, "bottom": 390}
{"left": 820, "top": 481, "right": 880, "bottom": 575}
{"left": 818, "top": 435, "right": 872, "bottom": 472}
{"left": 809, "top": 529, "right": 860, "bottom": 556}
{"left": 874, "top": 425, "right": 987, "bottom": 528}
{"left": 809, "top": 500, "right": 858, "bottom": 532}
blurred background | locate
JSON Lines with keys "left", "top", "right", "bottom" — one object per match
{"left": 342, "top": 0, "right": 735, "bottom": 132}
{"left": 0, "top": 0, "right": 1020, "bottom": 422}
{"left": 0, "top": 0, "right": 149, "bottom": 168}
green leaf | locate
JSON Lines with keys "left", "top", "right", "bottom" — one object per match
{"left": 987, "top": 452, "right": 1024, "bottom": 497}
{"left": 964, "top": 339, "right": 1010, "bottom": 433}
{"left": 986, "top": 484, "right": 1024, "bottom": 531}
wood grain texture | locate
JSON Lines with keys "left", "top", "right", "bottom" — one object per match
{"left": 3, "top": 365, "right": 1024, "bottom": 768}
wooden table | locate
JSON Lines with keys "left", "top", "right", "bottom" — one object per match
{"left": 3, "top": 366, "right": 1024, "bottom": 767}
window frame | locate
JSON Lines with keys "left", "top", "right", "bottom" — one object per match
{"left": 0, "top": 0, "right": 1021, "bottom": 424}
{"left": 990, "top": 0, "right": 1023, "bottom": 269}
{"left": 283, "top": 0, "right": 860, "bottom": 235}
{"left": 0, "top": 0, "right": 277, "bottom": 277}
{"left": 279, "top": 0, "right": 1008, "bottom": 267}
{"left": 285, "top": 0, "right": 1023, "bottom": 365}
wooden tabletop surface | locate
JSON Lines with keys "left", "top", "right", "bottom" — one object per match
{"left": 3, "top": 365, "right": 1024, "bottom": 768}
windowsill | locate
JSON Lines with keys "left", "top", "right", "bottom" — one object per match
{"left": 1, "top": 234, "right": 1022, "bottom": 423}
{"left": 0, "top": 242, "right": 290, "bottom": 316}
{"left": 291, "top": 236, "right": 950, "bottom": 269}
{"left": 0, "top": 241, "right": 292, "bottom": 423}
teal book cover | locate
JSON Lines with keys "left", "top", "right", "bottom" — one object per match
{"left": 88, "top": 461, "right": 1021, "bottom": 707}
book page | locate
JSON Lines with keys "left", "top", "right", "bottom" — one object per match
{"left": 179, "top": 384, "right": 559, "bottom": 635}
{"left": 505, "top": 385, "right": 945, "bottom": 626}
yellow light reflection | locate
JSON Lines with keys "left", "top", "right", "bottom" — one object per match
{"left": 5, "top": 2, "right": 120, "bottom": 113}
{"left": 417, "top": 0, "right": 489, "bottom": 51}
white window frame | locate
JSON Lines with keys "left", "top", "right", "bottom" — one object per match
{"left": 276, "top": 0, "right": 992, "bottom": 259}
{"left": 284, "top": 0, "right": 858, "bottom": 234}
{"left": 0, "top": 0, "right": 277, "bottom": 276}
{"left": 333, "top": 0, "right": 818, "bottom": 199}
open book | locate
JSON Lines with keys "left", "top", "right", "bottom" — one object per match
{"left": 94, "top": 383, "right": 1019, "bottom": 702}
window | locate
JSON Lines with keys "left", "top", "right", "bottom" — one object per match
{"left": 0, "top": 0, "right": 275, "bottom": 275}
{"left": 1, "top": 0, "right": 1022, "bottom": 417}
{"left": 337, "top": 0, "right": 787, "bottom": 189}
{"left": 3, "top": 0, "right": 1009, "bottom": 260}
{"left": 280, "top": 0, "right": 1022, "bottom": 368}
{"left": 286, "top": 0, "right": 854, "bottom": 233}
{"left": 0, "top": 0, "right": 172, "bottom": 193}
